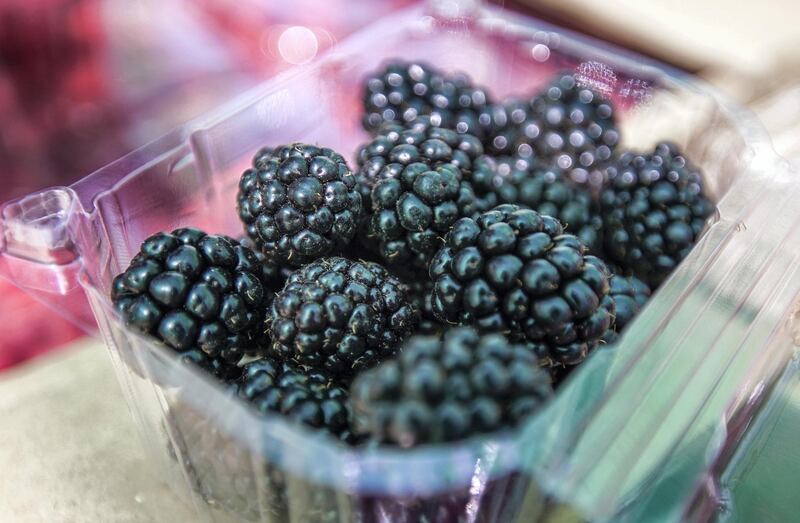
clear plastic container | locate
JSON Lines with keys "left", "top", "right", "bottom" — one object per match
{"left": 2, "top": 1, "right": 798, "bottom": 521}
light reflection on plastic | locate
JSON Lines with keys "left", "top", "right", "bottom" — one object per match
{"left": 278, "top": 26, "right": 319, "bottom": 65}
{"left": 576, "top": 61, "right": 617, "bottom": 98}
{"left": 532, "top": 44, "right": 550, "bottom": 62}
{"left": 465, "top": 441, "right": 498, "bottom": 521}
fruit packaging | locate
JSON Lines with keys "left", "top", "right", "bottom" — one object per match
{"left": 1, "top": 2, "right": 798, "bottom": 521}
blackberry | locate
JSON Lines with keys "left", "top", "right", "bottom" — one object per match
{"left": 486, "top": 73, "right": 620, "bottom": 189}
{"left": 600, "top": 273, "right": 651, "bottom": 346}
{"left": 362, "top": 61, "right": 491, "bottom": 135}
{"left": 237, "top": 358, "right": 357, "bottom": 442}
{"left": 470, "top": 155, "right": 603, "bottom": 253}
{"left": 430, "top": 204, "right": 614, "bottom": 367}
{"left": 111, "top": 228, "right": 278, "bottom": 364}
{"left": 177, "top": 349, "right": 243, "bottom": 382}
{"left": 360, "top": 160, "right": 480, "bottom": 270}
{"left": 356, "top": 115, "right": 484, "bottom": 201}
{"left": 237, "top": 143, "right": 363, "bottom": 267}
{"left": 599, "top": 142, "right": 714, "bottom": 288}
{"left": 268, "top": 257, "right": 418, "bottom": 376}
{"left": 351, "top": 327, "right": 553, "bottom": 447}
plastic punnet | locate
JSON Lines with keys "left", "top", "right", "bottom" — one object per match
{"left": 1, "top": 2, "right": 797, "bottom": 522}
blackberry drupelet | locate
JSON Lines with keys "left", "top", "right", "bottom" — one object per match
{"left": 111, "top": 228, "right": 279, "bottom": 365}
{"left": 362, "top": 61, "right": 491, "bottom": 135}
{"left": 237, "top": 358, "right": 357, "bottom": 442}
{"left": 608, "top": 273, "right": 651, "bottom": 333}
{"left": 430, "top": 204, "right": 614, "bottom": 367}
{"left": 599, "top": 142, "right": 714, "bottom": 288}
{"left": 351, "top": 327, "right": 553, "bottom": 447}
{"left": 470, "top": 155, "right": 603, "bottom": 253}
{"left": 268, "top": 257, "right": 418, "bottom": 376}
{"left": 508, "top": 73, "right": 620, "bottom": 189}
{"left": 237, "top": 143, "right": 363, "bottom": 267}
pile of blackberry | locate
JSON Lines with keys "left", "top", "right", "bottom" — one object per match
{"left": 110, "top": 62, "right": 715, "bottom": 517}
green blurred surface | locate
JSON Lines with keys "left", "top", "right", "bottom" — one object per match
{"left": 720, "top": 363, "right": 800, "bottom": 523}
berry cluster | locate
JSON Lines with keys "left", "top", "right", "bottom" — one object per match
{"left": 362, "top": 61, "right": 491, "bottom": 138}
{"left": 429, "top": 204, "right": 614, "bottom": 366}
{"left": 111, "top": 63, "right": 713, "bottom": 485}
{"left": 111, "top": 228, "right": 279, "bottom": 374}
{"left": 237, "top": 143, "right": 362, "bottom": 266}
{"left": 352, "top": 327, "right": 553, "bottom": 447}
{"left": 268, "top": 257, "right": 417, "bottom": 376}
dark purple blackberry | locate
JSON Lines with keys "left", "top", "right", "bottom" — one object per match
{"left": 599, "top": 142, "right": 714, "bottom": 288}
{"left": 237, "top": 143, "right": 363, "bottom": 267}
{"left": 484, "top": 73, "right": 620, "bottom": 189}
{"left": 111, "top": 228, "right": 279, "bottom": 365}
{"left": 430, "top": 204, "right": 614, "bottom": 367}
{"left": 351, "top": 327, "right": 553, "bottom": 447}
{"left": 469, "top": 155, "right": 603, "bottom": 253}
{"left": 359, "top": 160, "right": 480, "bottom": 270}
{"left": 356, "top": 115, "right": 484, "bottom": 202}
{"left": 237, "top": 358, "right": 357, "bottom": 443}
{"left": 268, "top": 257, "right": 418, "bottom": 377}
{"left": 362, "top": 61, "right": 491, "bottom": 135}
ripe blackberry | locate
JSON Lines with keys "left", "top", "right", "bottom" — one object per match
{"left": 469, "top": 155, "right": 603, "bottom": 253}
{"left": 111, "top": 228, "right": 279, "bottom": 364}
{"left": 237, "top": 358, "right": 358, "bottom": 442}
{"left": 362, "top": 61, "right": 491, "bottom": 135}
{"left": 268, "top": 257, "right": 418, "bottom": 376}
{"left": 599, "top": 142, "right": 714, "bottom": 288}
{"left": 359, "top": 159, "right": 480, "bottom": 269}
{"left": 351, "top": 327, "right": 553, "bottom": 447}
{"left": 356, "top": 115, "right": 484, "bottom": 198}
{"left": 430, "top": 204, "right": 614, "bottom": 367}
{"left": 487, "top": 73, "right": 620, "bottom": 189}
{"left": 237, "top": 143, "right": 362, "bottom": 267}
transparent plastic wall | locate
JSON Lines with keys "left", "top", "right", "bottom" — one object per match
{"left": 1, "top": 2, "right": 797, "bottom": 522}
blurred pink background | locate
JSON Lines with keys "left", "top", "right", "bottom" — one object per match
{"left": 0, "top": 0, "right": 414, "bottom": 369}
